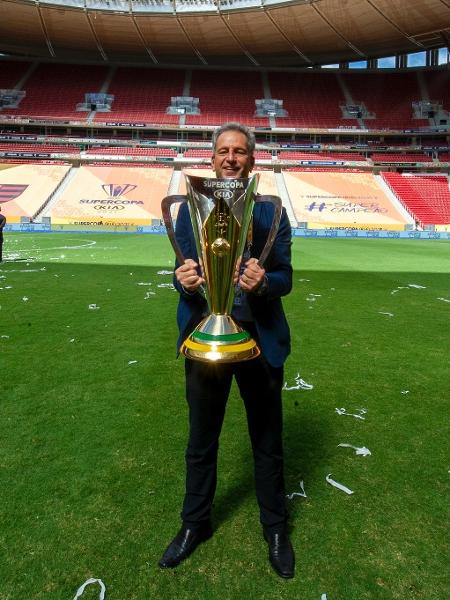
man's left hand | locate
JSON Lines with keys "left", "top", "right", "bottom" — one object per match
{"left": 239, "top": 257, "right": 266, "bottom": 293}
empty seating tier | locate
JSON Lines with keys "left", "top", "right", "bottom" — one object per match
{"left": 185, "top": 70, "right": 269, "bottom": 127}
{"left": 0, "top": 60, "right": 31, "bottom": 89}
{"left": 341, "top": 72, "right": 428, "bottom": 130}
{"left": 382, "top": 172, "right": 450, "bottom": 225}
{"left": 95, "top": 67, "right": 185, "bottom": 125}
{"left": 267, "top": 72, "right": 345, "bottom": 128}
{"left": 371, "top": 153, "right": 433, "bottom": 163}
{"left": 2, "top": 64, "right": 108, "bottom": 120}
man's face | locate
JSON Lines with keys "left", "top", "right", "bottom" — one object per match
{"left": 211, "top": 130, "right": 255, "bottom": 178}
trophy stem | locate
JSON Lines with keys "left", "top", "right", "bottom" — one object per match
{"left": 181, "top": 314, "right": 260, "bottom": 363}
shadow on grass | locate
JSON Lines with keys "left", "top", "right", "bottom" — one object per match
{"left": 212, "top": 471, "right": 255, "bottom": 530}
{"left": 283, "top": 410, "right": 330, "bottom": 529}
{"left": 209, "top": 409, "right": 330, "bottom": 532}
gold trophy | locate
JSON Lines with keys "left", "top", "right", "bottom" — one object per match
{"left": 162, "top": 173, "right": 281, "bottom": 363}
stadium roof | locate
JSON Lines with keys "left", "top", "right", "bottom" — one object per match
{"left": 0, "top": 0, "right": 449, "bottom": 68}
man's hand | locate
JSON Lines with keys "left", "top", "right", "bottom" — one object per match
{"left": 239, "top": 257, "right": 266, "bottom": 293}
{"left": 175, "top": 259, "right": 205, "bottom": 292}
{"left": 234, "top": 255, "right": 242, "bottom": 285}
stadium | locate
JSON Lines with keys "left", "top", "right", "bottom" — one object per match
{"left": 0, "top": 0, "right": 449, "bottom": 598}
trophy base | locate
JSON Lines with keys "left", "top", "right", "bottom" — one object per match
{"left": 180, "top": 314, "right": 261, "bottom": 363}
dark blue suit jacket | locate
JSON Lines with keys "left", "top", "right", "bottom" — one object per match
{"left": 174, "top": 200, "right": 292, "bottom": 368}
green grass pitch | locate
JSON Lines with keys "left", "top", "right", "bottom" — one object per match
{"left": 1, "top": 233, "right": 449, "bottom": 599}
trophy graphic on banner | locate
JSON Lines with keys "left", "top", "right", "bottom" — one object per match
{"left": 161, "top": 173, "right": 282, "bottom": 363}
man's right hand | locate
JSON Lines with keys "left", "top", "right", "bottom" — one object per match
{"left": 175, "top": 259, "right": 205, "bottom": 292}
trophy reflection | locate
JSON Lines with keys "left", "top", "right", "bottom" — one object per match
{"left": 162, "top": 173, "right": 281, "bottom": 363}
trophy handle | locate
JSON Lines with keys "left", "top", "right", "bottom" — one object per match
{"left": 254, "top": 195, "right": 282, "bottom": 267}
{"left": 161, "top": 194, "right": 187, "bottom": 266}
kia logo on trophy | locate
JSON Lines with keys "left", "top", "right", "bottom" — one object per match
{"left": 161, "top": 173, "right": 282, "bottom": 364}
{"left": 213, "top": 189, "right": 234, "bottom": 201}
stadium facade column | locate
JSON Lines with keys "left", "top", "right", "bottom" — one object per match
{"left": 427, "top": 49, "right": 438, "bottom": 67}
{"left": 396, "top": 55, "right": 407, "bottom": 68}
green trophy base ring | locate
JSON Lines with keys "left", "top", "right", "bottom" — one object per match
{"left": 180, "top": 315, "right": 261, "bottom": 363}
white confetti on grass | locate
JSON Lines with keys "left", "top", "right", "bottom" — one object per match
{"left": 437, "top": 297, "right": 450, "bottom": 303}
{"left": 286, "top": 480, "right": 307, "bottom": 500}
{"left": 1, "top": 268, "right": 45, "bottom": 273}
{"left": 401, "top": 390, "right": 410, "bottom": 394}
{"left": 157, "top": 270, "right": 173, "bottom": 275}
{"left": 144, "top": 291, "right": 156, "bottom": 299}
{"left": 391, "top": 283, "right": 427, "bottom": 295}
{"left": 22, "top": 296, "right": 29, "bottom": 302}
{"left": 72, "top": 578, "right": 105, "bottom": 600}
{"left": 283, "top": 373, "right": 314, "bottom": 391}
{"left": 88, "top": 304, "right": 100, "bottom": 310}
{"left": 306, "top": 293, "right": 322, "bottom": 302}
{"left": 3, "top": 255, "right": 37, "bottom": 263}
{"left": 157, "top": 283, "right": 175, "bottom": 290}
{"left": 378, "top": 311, "right": 394, "bottom": 317}
{"left": 326, "top": 474, "right": 354, "bottom": 495}
{"left": 335, "top": 407, "right": 367, "bottom": 420}
{"left": 338, "top": 443, "right": 371, "bottom": 457}
{"left": 128, "top": 360, "right": 138, "bottom": 365}
{"left": 48, "top": 254, "right": 67, "bottom": 261}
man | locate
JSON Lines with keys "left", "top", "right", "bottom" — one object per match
{"left": 159, "top": 123, "right": 294, "bottom": 578}
{"left": 0, "top": 207, "right": 6, "bottom": 262}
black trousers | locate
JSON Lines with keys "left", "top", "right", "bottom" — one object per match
{"left": 181, "top": 354, "right": 287, "bottom": 533}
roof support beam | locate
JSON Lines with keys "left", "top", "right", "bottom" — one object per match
{"left": 218, "top": 11, "right": 259, "bottom": 67}
{"left": 85, "top": 9, "right": 109, "bottom": 62}
{"left": 129, "top": 1, "right": 159, "bottom": 65}
{"left": 312, "top": 3, "right": 366, "bottom": 59}
{"left": 364, "top": 0, "right": 426, "bottom": 50}
{"left": 176, "top": 18, "right": 208, "bottom": 65}
{"left": 36, "top": 1, "right": 56, "bottom": 58}
{"left": 265, "top": 9, "right": 313, "bottom": 65}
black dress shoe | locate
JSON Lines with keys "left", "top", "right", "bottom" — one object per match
{"left": 158, "top": 524, "right": 213, "bottom": 569}
{"left": 264, "top": 531, "right": 295, "bottom": 578}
